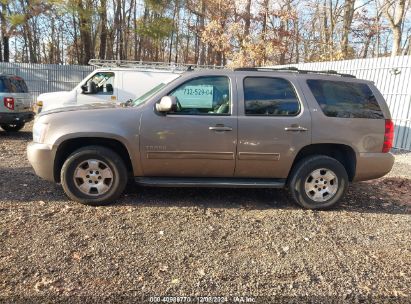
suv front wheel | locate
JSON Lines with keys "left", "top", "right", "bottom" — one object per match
{"left": 61, "top": 146, "right": 128, "bottom": 206}
{"left": 288, "top": 155, "right": 348, "bottom": 209}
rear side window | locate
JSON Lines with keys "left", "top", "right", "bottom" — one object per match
{"left": 0, "top": 77, "right": 29, "bottom": 93}
{"left": 244, "top": 77, "right": 300, "bottom": 116}
{"left": 307, "top": 80, "right": 383, "bottom": 119}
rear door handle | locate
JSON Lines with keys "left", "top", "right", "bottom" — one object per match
{"left": 284, "top": 125, "right": 308, "bottom": 132}
{"left": 209, "top": 125, "right": 233, "bottom": 132}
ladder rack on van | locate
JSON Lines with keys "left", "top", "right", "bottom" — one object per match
{"left": 88, "top": 59, "right": 224, "bottom": 71}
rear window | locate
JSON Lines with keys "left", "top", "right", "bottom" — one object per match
{"left": 307, "top": 80, "right": 383, "bottom": 119}
{"left": 0, "top": 77, "right": 29, "bottom": 93}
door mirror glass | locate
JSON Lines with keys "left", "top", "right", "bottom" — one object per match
{"left": 156, "top": 96, "right": 177, "bottom": 112}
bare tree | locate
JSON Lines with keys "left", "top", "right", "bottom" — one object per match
{"left": 383, "top": 0, "right": 407, "bottom": 56}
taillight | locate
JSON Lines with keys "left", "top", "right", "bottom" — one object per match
{"left": 4, "top": 97, "right": 14, "bottom": 110}
{"left": 382, "top": 119, "right": 394, "bottom": 153}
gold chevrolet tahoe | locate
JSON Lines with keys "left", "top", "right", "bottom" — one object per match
{"left": 27, "top": 68, "right": 395, "bottom": 209}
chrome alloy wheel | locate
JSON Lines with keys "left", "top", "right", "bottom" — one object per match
{"left": 73, "top": 159, "right": 114, "bottom": 196}
{"left": 304, "top": 168, "right": 338, "bottom": 202}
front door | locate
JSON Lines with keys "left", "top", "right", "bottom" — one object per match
{"left": 139, "top": 75, "right": 237, "bottom": 177}
{"left": 235, "top": 75, "right": 312, "bottom": 178}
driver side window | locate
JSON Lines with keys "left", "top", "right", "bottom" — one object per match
{"left": 84, "top": 72, "right": 115, "bottom": 95}
{"left": 169, "top": 76, "right": 230, "bottom": 115}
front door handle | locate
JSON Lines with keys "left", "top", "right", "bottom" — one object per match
{"left": 285, "top": 125, "right": 308, "bottom": 132}
{"left": 209, "top": 125, "right": 233, "bottom": 132}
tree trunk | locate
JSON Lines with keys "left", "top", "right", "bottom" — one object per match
{"left": 362, "top": 34, "right": 372, "bottom": 58}
{"left": 174, "top": 4, "right": 180, "bottom": 63}
{"left": 341, "top": 0, "right": 355, "bottom": 59}
{"left": 0, "top": 2, "right": 9, "bottom": 62}
{"left": 384, "top": 0, "right": 406, "bottom": 57}
{"left": 133, "top": 0, "right": 137, "bottom": 60}
{"left": 198, "top": 0, "right": 205, "bottom": 65}
{"left": 77, "top": 0, "right": 93, "bottom": 64}
{"left": 244, "top": 0, "right": 252, "bottom": 38}
{"left": 391, "top": 25, "right": 402, "bottom": 56}
{"left": 99, "top": 0, "right": 107, "bottom": 59}
{"left": 168, "top": 0, "right": 179, "bottom": 63}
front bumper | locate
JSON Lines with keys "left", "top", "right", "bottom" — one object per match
{"left": 0, "top": 111, "right": 35, "bottom": 125}
{"left": 353, "top": 152, "right": 395, "bottom": 181}
{"left": 27, "top": 142, "right": 56, "bottom": 182}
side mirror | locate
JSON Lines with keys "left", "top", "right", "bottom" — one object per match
{"left": 156, "top": 96, "right": 177, "bottom": 113}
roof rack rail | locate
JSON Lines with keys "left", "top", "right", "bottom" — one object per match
{"left": 88, "top": 59, "right": 224, "bottom": 71}
{"left": 233, "top": 67, "right": 356, "bottom": 78}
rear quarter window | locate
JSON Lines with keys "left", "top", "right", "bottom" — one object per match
{"left": 307, "top": 79, "right": 383, "bottom": 119}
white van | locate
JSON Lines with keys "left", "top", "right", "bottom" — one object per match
{"left": 37, "top": 60, "right": 189, "bottom": 112}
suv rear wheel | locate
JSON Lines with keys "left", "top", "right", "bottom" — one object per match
{"left": 1, "top": 122, "right": 25, "bottom": 132}
{"left": 61, "top": 146, "right": 128, "bottom": 206}
{"left": 288, "top": 155, "right": 348, "bottom": 209}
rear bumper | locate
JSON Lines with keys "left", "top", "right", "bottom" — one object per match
{"left": 0, "top": 111, "right": 34, "bottom": 125}
{"left": 353, "top": 152, "right": 395, "bottom": 181}
{"left": 27, "top": 142, "right": 56, "bottom": 182}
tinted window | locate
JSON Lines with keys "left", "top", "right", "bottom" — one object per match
{"left": 169, "top": 76, "right": 230, "bottom": 115}
{"left": 307, "top": 80, "right": 383, "bottom": 119}
{"left": 0, "top": 77, "right": 28, "bottom": 93}
{"left": 244, "top": 77, "right": 300, "bottom": 116}
{"left": 0, "top": 78, "right": 6, "bottom": 92}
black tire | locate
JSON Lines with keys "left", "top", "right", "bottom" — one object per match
{"left": 61, "top": 146, "right": 128, "bottom": 206}
{"left": 288, "top": 155, "right": 348, "bottom": 209}
{"left": 1, "top": 122, "right": 25, "bottom": 132}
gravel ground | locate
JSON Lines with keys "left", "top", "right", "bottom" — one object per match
{"left": 1, "top": 123, "right": 410, "bottom": 303}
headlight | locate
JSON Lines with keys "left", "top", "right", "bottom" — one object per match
{"left": 36, "top": 100, "right": 43, "bottom": 107}
{"left": 33, "top": 123, "right": 48, "bottom": 143}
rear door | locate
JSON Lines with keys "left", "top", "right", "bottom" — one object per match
{"left": 235, "top": 74, "right": 312, "bottom": 178}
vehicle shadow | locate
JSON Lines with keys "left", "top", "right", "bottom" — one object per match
{"left": 118, "top": 177, "right": 410, "bottom": 215}
{"left": 0, "top": 167, "right": 409, "bottom": 215}
{"left": 0, "top": 167, "right": 66, "bottom": 203}
{"left": 0, "top": 130, "right": 32, "bottom": 141}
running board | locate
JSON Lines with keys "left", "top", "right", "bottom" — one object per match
{"left": 134, "top": 177, "right": 286, "bottom": 188}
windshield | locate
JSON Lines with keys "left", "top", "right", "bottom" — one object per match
{"left": 132, "top": 83, "right": 167, "bottom": 107}
{"left": 132, "top": 75, "right": 181, "bottom": 107}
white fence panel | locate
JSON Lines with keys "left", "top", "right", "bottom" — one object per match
{"left": 0, "top": 62, "right": 95, "bottom": 102}
{"left": 272, "top": 56, "right": 411, "bottom": 150}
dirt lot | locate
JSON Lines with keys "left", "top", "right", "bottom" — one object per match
{"left": 1, "top": 123, "right": 410, "bottom": 303}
